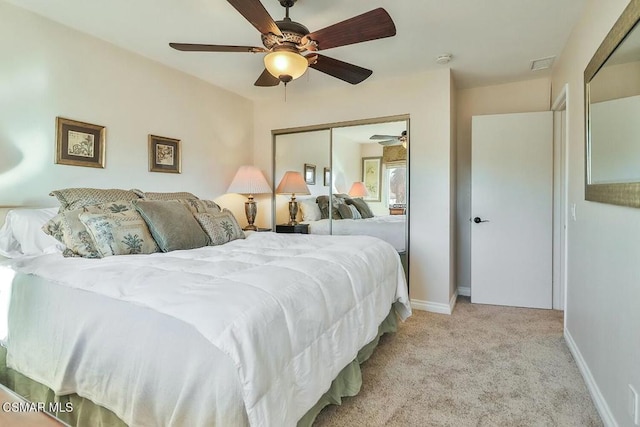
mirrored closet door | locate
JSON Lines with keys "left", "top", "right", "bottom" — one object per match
{"left": 272, "top": 115, "right": 409, "bottom": 280}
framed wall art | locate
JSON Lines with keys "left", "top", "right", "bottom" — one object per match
{"left": 304, "top": 163, "right": 316, "bottom": 185}
{"left": 323, "top": 167, "right": 330, "bottom": 186}
{"left": 55, "top": 117, "right": 105, "bottom": 168}
{"left": 149, "top": 134, "right": 181, "bottom": 173}
{"left": 362, "top": 156, "right": 382, "bottom": 202}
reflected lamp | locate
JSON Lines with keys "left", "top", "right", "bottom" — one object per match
{"left": 276, "top": 171, "right": 310, "bottom": 225}
{"left": 348, "top": 182, "right": 368, "bottom": 198}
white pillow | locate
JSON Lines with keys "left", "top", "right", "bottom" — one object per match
{"left": 0, "top": 208, "right": 63, "bottom": 258}
{"left": 298, "top": 199, "right": 322, "bottom": 222}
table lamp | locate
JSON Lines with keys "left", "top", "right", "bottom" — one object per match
{"left": 276, "top": 171, "right": 310, "bottom": 225}
{"left": 348, "top": 182, "right": 368, "bottom": 198}
{"left": 227, "top": 165, "right": 272, "bottom": 231}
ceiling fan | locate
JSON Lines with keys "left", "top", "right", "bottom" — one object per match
{"left": 370, "top": 130, "right": 407, "bottom": 147}
{"left": 169, "top": 0, "right": 396, "bottom": 87}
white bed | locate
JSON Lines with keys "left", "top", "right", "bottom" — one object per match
{"left": 304, "top": 214, "right": 407, "bottom": 253}
{"left": 0, "top": 219, "right": 410, "bottom": 426}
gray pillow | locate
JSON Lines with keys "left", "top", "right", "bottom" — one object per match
{"left": 337, "top": 203, "right": 353, "bottom": 219}
{"left": 346, "top": 198, "right": 374, "bottom": 219}
{"left": 133, "top": 200, "right": 209, "bottom": 252}
{"left": 316, "top": 195, "right": 346, "bottom": 220}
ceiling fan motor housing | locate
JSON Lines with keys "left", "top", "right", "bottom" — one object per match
{"left": 261, "top": 18, "right": 310, "bottom": 50}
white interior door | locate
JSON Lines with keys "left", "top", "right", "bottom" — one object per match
{"left": 471, "top": 111, "right": 553, "bottom": 309}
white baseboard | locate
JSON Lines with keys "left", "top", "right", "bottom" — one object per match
{"left": 564, "top": 328, "right": 617, "bottom": 427}
{"left": 458, "top": 286, "right": 471, "bottom": 297}
{"left": 411, "top": 293, "right": 457, "bottom": 315}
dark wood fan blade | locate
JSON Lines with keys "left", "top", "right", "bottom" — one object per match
{"left": 254, "top": 69, "right": 281, "bottom": 87}
{"left": 307, "top": 54, "right": 372, "bottom": 85}
{"left": 370, "top": 134, "right": 399, "bottom": 140}
{"left": 303, "top": 8, "right": 395, "bottom": 51}
{"left": 170, "top": 43, "right": 266, "bottom": 53}
{"left": 227, "top": 0, "right": 282, "bottom": 36}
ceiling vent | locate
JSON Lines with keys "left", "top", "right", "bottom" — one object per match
{"left": 530, "top": 56, "right": 555, "bottom": 71}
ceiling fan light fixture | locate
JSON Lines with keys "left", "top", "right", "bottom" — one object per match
{"left": 264, "top": 47, "right": 308, "bottom": 82}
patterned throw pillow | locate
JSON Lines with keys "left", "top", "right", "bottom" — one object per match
{"left": 79, "top": 210, "right": 159, "bottom": 257}
{"left": 132, "top": 190, "right": 199, "bottom": 200}
{"left": 179, "top": 199, "right": 222, "bottom": 214}
{"left": 194, "top": 209, "right": 245, "bottom": 246}
{"left": 50, "top": 188, "right": 141, "bottom": 212}
{"left": 42, "top": 200, "right": 138, "bottom": 258}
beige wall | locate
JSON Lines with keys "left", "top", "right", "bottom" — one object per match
{"left": 0, "top": 2, "right": 253, "bottom": 221}
{"left": 455, "top": 78, "right": 551, "bottom": 291}
{"left": 551, "top": 0, "right": 640, "bottom": 425}
{"left": 253, "top": 69, "right": 455, "bottom": 310}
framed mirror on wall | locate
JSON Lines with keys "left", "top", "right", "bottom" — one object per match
{"left": 272, "top": 115, "right": 410, "bottom": 282}
{"left": 585, "top": 0, "right": 640, "bottom": 207}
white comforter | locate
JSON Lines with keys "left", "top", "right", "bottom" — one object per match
{"left": 305, "top": 215, "right": 407, "bottom": 252}
{"left": 3, "top": 232, "right": 410, "bottom": 426}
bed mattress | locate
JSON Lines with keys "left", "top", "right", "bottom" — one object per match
{"left": 0, "top": 232, "right": 410, "bottom": 426}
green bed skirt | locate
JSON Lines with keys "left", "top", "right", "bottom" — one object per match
{"left": 0, "top": 305, "right": 399, "bottom": 426}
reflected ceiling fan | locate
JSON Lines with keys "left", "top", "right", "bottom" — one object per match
{"left": 169, "top": 0, "right": 396, "bottom": 87}
{"left": 370, "top": 130, "right": 407, "bottom": 147}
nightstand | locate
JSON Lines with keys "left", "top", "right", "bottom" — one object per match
{"left": 389, "top": 207, "right": 406, "bottom": 215}
{"left": 276, "top": 224, "right": 309, "bottom": 234}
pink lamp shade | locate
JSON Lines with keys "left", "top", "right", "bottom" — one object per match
{"left": 276, "top": 171, "right": 310, "bottom": 225}
{"left": 348, "top": 182, "right": 368, "bottom": 198}
{"left": 227, "top": 165, "right": 272, "bottom": 196}
{"left": 275, "top": 171, "right": 311, "bottom": 196}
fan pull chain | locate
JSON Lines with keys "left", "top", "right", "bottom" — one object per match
{"left": 284, "top": 82, "right": 287, "bottom": 102}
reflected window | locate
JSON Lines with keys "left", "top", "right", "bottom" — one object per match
{"left": 386, "top": 164, "right": 406, "bottom": 207}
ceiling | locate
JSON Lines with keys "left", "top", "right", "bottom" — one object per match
{"left": 7, "top": 0, "right": 587, "bottom": 101}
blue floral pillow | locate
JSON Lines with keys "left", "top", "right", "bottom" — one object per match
{"left": 79, "top": 210, "right": 159, "bottom": 257}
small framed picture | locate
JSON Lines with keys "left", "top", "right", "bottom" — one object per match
{"left": 149, "top": 135, "right": 181, "bottom": 173}
{"left": 362, "top": 156, "right": 382, "bottom": 202}
{"left": 55, "top": 117, "right": 105, "bottom": 168}
{"left": 323, "top": 167, "right": 330, "bottom": 186}
{"left": 304, "top": 163, "right": 316, "bottom": 185}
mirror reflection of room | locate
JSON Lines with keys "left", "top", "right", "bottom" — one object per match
{"left": 588, "top": 20, "right": 640, "bottom": 184}
{"left": 273, "top": 119, "right": 408, "bottom": 255}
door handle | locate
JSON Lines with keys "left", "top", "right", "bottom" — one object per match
{"left": 473, "top": 217, "right": 489, "bottom": 224}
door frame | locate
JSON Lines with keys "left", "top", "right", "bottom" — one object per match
{"left": 551, "top": 84, "right": 569, "bottom": 312}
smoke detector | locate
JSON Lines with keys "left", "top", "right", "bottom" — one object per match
{"left": 436, "top": 54, "right": 452, "bottom": 65}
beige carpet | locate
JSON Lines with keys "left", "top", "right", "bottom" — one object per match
{"left": 314, "top": 297, "right": 602, "bottom": 427}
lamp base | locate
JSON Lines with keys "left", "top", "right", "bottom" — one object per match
{"left": 244, "top": 197, "right": 258, "bottom": 231}
{"left": 288, "top": 199, "right": 299, "bottom": 225}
